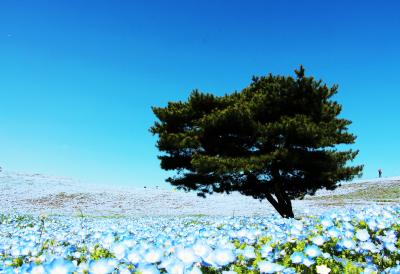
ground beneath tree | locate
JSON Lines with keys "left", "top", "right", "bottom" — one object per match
{"left": 1, "top": 171, "right": 399, "bottom": 217}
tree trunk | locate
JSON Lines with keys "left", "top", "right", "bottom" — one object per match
{"left": 246, "top": 171, "right": 294, "bottom": 218}
{"left": 279, "top": 187, "right": 294, "bottom": 218}
{"left": 265, "top": 191, "right": 294, "bottom": 218}
{"left": 267, "top": 168, "right": 295, "bottom": 218}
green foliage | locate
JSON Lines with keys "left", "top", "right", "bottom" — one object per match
{"left": 11, "top": 257, "right": 24, "bottom": 267}
{"left": 358, "top": 220, "right": 368, "bottom": 229}
{"left": 151, "top": 66, "right": 363, "bottom": 218}
{"left": 41, "top": 239, "right": 56, "bottom": 251}
{"left": 255, "top": 236, "right": 272, "bottom": 248}
{"left": 90, "top": 244, "right": 115, "bottom": 260}
{"left": 342, "top": 261, "right": 363, "bottom": 274}
{"left": 12, "top": 215, "right": 36, "bottom": 229}
{"left": 200, "top": 266, "right": 221, "bottom": 274}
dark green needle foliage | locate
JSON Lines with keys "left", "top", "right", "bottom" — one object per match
{"left": 150, "top": 66, "right": 363, "bottom": 218}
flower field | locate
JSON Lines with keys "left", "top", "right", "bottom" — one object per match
{"left": 1, "top": 206, "right": 399, "bottom": 274}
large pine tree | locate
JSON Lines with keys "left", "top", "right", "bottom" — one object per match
{"left": 150, "top": 66, "right": 363, "bottom": 218}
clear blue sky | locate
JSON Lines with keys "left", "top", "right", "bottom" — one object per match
{"left": 0, "top": 0, "right": 399, "bottom": 186}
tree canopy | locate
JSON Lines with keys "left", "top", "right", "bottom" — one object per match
{"left": 150, "top": 66, "right": 363, "bottom": 218}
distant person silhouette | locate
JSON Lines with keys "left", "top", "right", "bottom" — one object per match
{"left": 378, "top": 169, "right": 382, "bottom": 178}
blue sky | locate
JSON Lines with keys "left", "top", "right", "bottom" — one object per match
{"left": 0, "top": 0, "right": 399, "bottom": 186}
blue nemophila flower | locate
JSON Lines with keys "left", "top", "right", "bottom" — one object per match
{"left": 165, "top": 260, "right": 185, "bottom": 274}
{"left": 88, "top": 259, "right": 115, "bottom": 274}
{"left": 360, "top": 241, "right": 379, "bottom": 253}
{"left": 72, "top": 251, "right": 82, "bottom": 259}
{"left": 312, "top": 235, "right": 325, "bottom": 246}
{"left": 378, "top": 233, "right": 397, "bottom": 249}
{"left": 327, "top": 227, "right": 340, "bottom": 238}
{"left": 242, "top": 246, "right": 256, "bottom": 259}
{"left": 189, "top": 266, "right": 203, "bottom": 274}
{"left": 209, "top": 248, "right": 236, "bottom": 267}
{"left": 159, "top": 257, "right": 177, "bottom": 269}
{"left": 290, "top": 252, "right": 304, "bottom": 264}
{"left": 1, "top": 267, "right": 15, "bottom": 274}
{"left": 176, "top": 247, "right": 199, "bottom": 265}
{"left": 45, "top": 258, "right": 76, "bottom": 274}
{"left": 236, "top": 229, "right": 249, "bottom": 239}
{"left": 258, "top": 261, "right": 285, "bottom": 273}
{"left": 26, "top": 262, "right": 46, "bottom": 274}
{"left": 341, "top": 238, "right": 356, "bottom": 250}
{"left": 101, "top": 234, "right": 115, "bottom": 248}
{"left": 286, "top": 236, "right": 297, "bottom": 243}
{"left": 302, "top": 256, "right": 315, "bottom": 267}
{"left": 320, "top": 217, "right": 333, "bottom": 228}
{"left": 342, "top": 222, "right": 354, "bottom": 231}
{"left": 220, "top": 241, "right": 236, "bottom": 250}
{"left": 383, "top": 242, "right": 397, "bottom": 252}
{"left": 377, "top": 220, "right": 390, "bottom": 230}
{"left": 318, "top": 250, "right": 333, "bottom": 260}
{"left": 143, "top": 248, "right": 163, "bottom": 263}
{"left": 386, "top": 265, "right": 400, "bottom": 274}
{"left": 10, "top": 247, "right": 21, "bottom": 257}
{"left": 355, "top": 211, "right": 366, "bottom": 221}
{"left": 137, "top": 264, "right": 160, "bottom": 274}
{"left": 356, "top": 229, "right": 370, "bottom": 242}
{"left": 362, "top": 266, "right": 378, "bottom": 274}
{"left": 106, "top": 258, "right": 118, "bottom": 268}
{"left": 343, "top": 230, "right": 354, "bottom": 238}
{"left": 111, "top": 243, "right": 127, "bottom": 260}
{"left": 384, "top": 230, "right": 397, "bottom": 240}
{"left": 77, "top": 262, "right": 89, "bottom": 273}
{"left": 260, "top": 244, "right": 273, "bottom": 257}
{"left": 304, "top": 245, "right": 321, "bottom": 258}
{"left": 118, "top": 266, "right": 131, "bottom": 274}
{"left": 365, "top": 256, "right": 374, "bottom": 264}
{"left": 366, "top": 220, "right": 378, "bottom": 231}
{"left": 245, "top": 230, "right": 257, "bottom": 243}
{"left": 329, "top": 212, "right": 338, "bottom": 219}
{"left": 127, "top": 250, "right": 142, "bottom": 264}
{"left": 282, "top": 268, "right": 297, "bottom": 274}
{"left": 203, "top": 253, "right": 218, "bottom": 267}
{"left": 290, "top": 221, "right": 303, "bottom": 237}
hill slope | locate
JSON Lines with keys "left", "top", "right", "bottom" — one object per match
{"left": 0, "top": 171, "right": 398, "bottom": 216}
